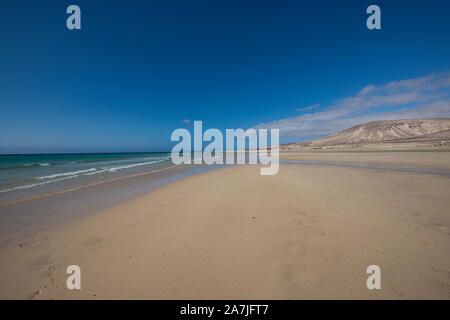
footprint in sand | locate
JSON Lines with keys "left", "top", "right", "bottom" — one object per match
{"left": 18, "top": 235, "right": 51, "bottom": 250}
{"left": 321, "top": 227, "right": 346, "bottom": 237}
{"left": 365, "top": 245, "right": 385, "bottom": 255}
{"left": 80, "top": 237, "right": 104, "bottom": 247}
{"left": 419, "top": 240, "right": 435, "bottom": 248}
{"left": 432, "top": 223, "right": 449, "bottom": 234}
{"left": 28, "top": 289, "right": 42, "bottom": 300}
{"left": 416, "top": 268, "right": 450, "bottom": 288}
{"left": 43, "top": 263, "right": 58, "bottom": 279}
{"left": 389, "top": 287, "right": 406, "bottom": 297}
{"left": 125, "top": 221, "right": 139, "bottom": 227}
{"left": 31, "top": 252, "right": 54, "bottom": 266}
{"left": 431, "top": 266, "right": 450, "bottom": 273}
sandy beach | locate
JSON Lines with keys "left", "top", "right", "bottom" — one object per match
{"left": 280, "top": 151, "right": 450, "bottom": 171}
{"left": 0, "top": 152, "right": 449, "bottom": 299}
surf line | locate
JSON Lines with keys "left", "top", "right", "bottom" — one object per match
{"left": 0, "top": 165, "right": 176, "bottom": 209}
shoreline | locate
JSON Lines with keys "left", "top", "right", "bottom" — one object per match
{"left": 0, "top": 165, "right": 176, "bottom": 209}
{"left": 280, "top": 151, "right": 450, "bottom": 174}
{"left": 1, "top": 151, "right": 449, "bottom": 245}
{"left": 0, "top": 164, "right": 224, "bottom": 245}
{"left": 0, "top": 152, "right": 449, "bottom": 299}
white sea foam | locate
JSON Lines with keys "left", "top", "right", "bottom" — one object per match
{"left": 37, "top": 168, "right": 97, "bottom": 180}
{"left": 0, "top": 157, "right": 170, "bottom": 194}
{"left": 84, "top": 169, "right": 108, "bottom": 176}
{"left": 105, "top": 159, "right": 166, "bottom": 172}
{"left": 23, "top": 162, "right": 50, "bottom": 167}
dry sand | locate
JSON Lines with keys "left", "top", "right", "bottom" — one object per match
{"left": 0, "top": 157, "right": 449, "bottom": 299}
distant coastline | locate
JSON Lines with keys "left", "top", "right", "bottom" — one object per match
{"left": 280, "top": 118, "right": 450, "bottom": 151}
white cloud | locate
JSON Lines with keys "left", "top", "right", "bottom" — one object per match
{"left": 296, "top": 104, "right": 320, "bottom": 112}
{"left": 357, "top": 85, "right": 376, "bottom": 96}
{"left": 254, "top": 72, "right": 450, "bottom": 137}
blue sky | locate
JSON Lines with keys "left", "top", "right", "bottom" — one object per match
{"left": 0, "top": 0, "right": 449, "bottom": 153}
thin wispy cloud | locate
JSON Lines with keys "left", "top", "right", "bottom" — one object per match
{"left": 296, "top": 104, "right": 320, "bottom": 112}
{"left": 254, "top": 72, "right": 450, "bottom": 137}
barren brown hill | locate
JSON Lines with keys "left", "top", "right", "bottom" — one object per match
{"left": 281, "top": 118, "right": 450, "bottom": 151}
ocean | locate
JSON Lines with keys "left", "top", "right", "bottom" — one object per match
{"left": 0, "top": 152, "right": 172, "bottom": 202}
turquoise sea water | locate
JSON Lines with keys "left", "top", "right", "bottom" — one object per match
{"left": 0, "top": 152, "right": 172, "bottom": 195}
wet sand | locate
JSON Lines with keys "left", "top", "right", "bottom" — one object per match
{"left": 0, "top": 152, "right": 449, "bottom": 299}
{"left": 280, "top": 151, "right": 450, "bottom": 171}
{"left": 0, "top": 164, "right": 227, "bottom": 245}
